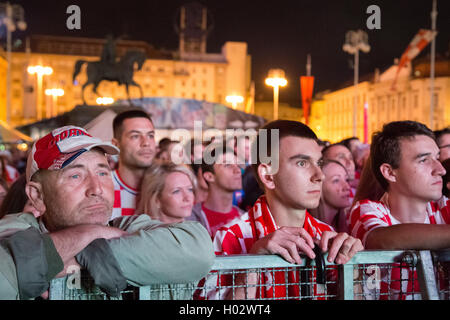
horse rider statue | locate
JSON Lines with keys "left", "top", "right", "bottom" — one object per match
{"left": 73, "top": 34, "right": 146, "bottom": 106}
{"left": 101, "top": 34, "right": 118, "bottom": 66}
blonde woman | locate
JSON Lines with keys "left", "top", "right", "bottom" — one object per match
{"left": 137, "top": 162, "right": 197, "bottom": 223}
{"left": 136, "top": 162, "right": 201, "bottom": 300}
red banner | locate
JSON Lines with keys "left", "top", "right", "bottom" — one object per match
{"left": 300, "top": 76, "right": 314, "bottom": 125}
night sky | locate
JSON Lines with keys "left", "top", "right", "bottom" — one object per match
{"left": 7, "top": 0, "right": 450, "bottom": 106}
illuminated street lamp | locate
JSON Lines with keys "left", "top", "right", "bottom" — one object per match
{"left": 0, "top": 2, "right": 27, "bottom": 124}
{"left": 96, "top": 97, "right": 115, "bottom": 105}
{"left": 45, "top": 88, "right": 64, "bottom": 117}
{"left": 265, "top": 69, "right": 287, "bottom": 120}
{"left": 225, "top": 95, "right": 244, "bottom": 110}
{"left": 343, "top": 30, "right": 370, "bottom": 137}
{"left": 27, "top": 65, "right": 53, "bottom": 120}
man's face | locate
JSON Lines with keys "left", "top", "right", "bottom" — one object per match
{"left": 209, "top": 152, "right": 242, "bottom": 192}
{"left": 393, "top": 135, "right": 446, "bottom": 202}
{"left": 438, "top": 133, "right": 450, "bottom": 162}
{"left": 325, "top": 145, "right": 356, "bottom": 180}
{"left": 348, "top": 139, "right": 362, "bottom": 156}
{"left": 40, "top": 150, "right": 114, "bottom": 231}
{"left": 115, "top": 117, "right": 156, "bottom": 169}
{"left": 270, "top": 136, "right": 324, "bottom": 210}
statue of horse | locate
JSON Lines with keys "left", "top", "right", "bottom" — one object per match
{"left": 73, "top": 50, "right": 146, "bottom": 106}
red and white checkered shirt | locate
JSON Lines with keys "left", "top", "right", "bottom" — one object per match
{"left": 348, "top": 194, "right": 450, "bottom": 299}
{"left": 110, "top": 169, "right": 139, "bottom": 220}
{"left": 196, "top": 196, "right": 334, "bottom": 300}
{"left": 5, "top": 165, "right": 19, "bottom": 184}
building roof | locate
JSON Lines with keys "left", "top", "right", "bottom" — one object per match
{"left": 16, "top": 34, "right": 174, "bottom": 60}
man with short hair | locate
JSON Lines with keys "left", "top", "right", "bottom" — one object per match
{"left": 111, "top": 109, "right": 156, "bottom": 218}
{"left": 434, "top": 127, "right": 450, "bottom": 162}
{"left": 349, "top": 120, "right": 450, "bottom": 299}
{"left": 202, "top": 120, "right": 362, "bottom": 299}
{"left": 188, "top": 145, "right": 244, "bottom": 238}
{"left": 0, "top": 126, "right": 214, "bottom": 300}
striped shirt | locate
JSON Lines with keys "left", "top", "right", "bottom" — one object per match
{"left": 196, "top": 196, "right": 334, "bottom": 299}
{"left": 348, "top": 194, "right": 450, "bottom": 299}
{"left": 110, "top": 169, "right": 139, "bottom": 220}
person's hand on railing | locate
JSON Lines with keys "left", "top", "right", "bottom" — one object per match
{"left": 249, "top": 226, "right": 316, "bottom": 264}
{"left": 318, "top": 231, "right": 363, "bottom": 264}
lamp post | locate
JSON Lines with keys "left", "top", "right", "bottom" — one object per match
{"left": 27, "top": 65, "right": 53, "bottom": 120}
{"left": 343, "top": 30, "right": 370, "bottom": 137}
{"left": 265, "top": 69, "right": 287, "bottom": 120}
{"left": 45, "top": 88, "right": 64, "bottom": 117}
{"left": 429, "top": 0, "right": 437, "bottom": 130}
{"left": 225, "top": 95, "right": 244, "bottom": 110}
{"left": 0, "top": 2, "right": 26, "bottom": 124}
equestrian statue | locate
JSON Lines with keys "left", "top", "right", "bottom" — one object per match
{"left": 73, "top": 34, "right": 146, "bottom": 105}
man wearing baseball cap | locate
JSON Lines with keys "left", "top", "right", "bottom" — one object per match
{"left": 0, "top": 126, "right": 214, "bottom": 300}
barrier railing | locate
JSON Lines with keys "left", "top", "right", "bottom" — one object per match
{"left": 432, "top": 249, "right": 450, "bottom": 300}
{"left": 48, "top": 249, "right": 447, "bottom": 300}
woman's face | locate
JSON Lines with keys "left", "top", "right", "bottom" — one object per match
{"left": 156, "top": 172, "right": 194, "bottom": 223}
{"left": 321, "top": 162, "right": 351, "bottom": 210}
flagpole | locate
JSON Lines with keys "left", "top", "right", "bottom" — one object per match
{"left": 306, "top": 54, "right": 311, "bottom": 77}
{"left": 430, "top": 0, "right": 437, "bottom": 130}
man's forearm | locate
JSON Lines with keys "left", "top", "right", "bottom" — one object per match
{"left": 107, "top": 220, "right": 215, "bottom": 286}
{"left": 49, "top": 225, "right": 109, "bottom": 265}
{"left": 365, "top": 224, "right": 450, "bottom": 250}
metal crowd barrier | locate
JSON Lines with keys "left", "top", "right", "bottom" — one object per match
{"left": 48, "top": 249, "right": 449, "bottom": 300}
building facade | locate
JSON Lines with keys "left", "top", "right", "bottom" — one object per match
{"left": 0, "top": 48, "right": 6, "bottom": 123}
{"left": 310, "top": 57, "right": 450, "bottom": 143}
{"left": 6, "top": 35, "right": 253, "bottom": 127}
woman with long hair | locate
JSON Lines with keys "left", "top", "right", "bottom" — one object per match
{"left": 310, "top": 159, "right": 352, "bottom": 232}
{"left": 137, "top": 162, "right": 197, "bottom": 223}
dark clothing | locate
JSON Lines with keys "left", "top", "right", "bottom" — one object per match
{"left": 239, "top": 166, "right": 263, "bottom": 212}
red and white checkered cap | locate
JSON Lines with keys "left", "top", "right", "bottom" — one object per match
{"left": 26, "top": 125, "right": 119, "bottom": 181}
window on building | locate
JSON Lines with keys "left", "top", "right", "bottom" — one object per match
{"left": 433, "top": 93, "right": 439, "bottom": 108}
{"left": 13, "top": 89, "right": 21, "bottom": 99}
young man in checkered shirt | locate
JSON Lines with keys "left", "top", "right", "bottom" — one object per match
{"left": 201, "top": 120, "right": 363, "bottom": 300}
{"left": 348, "top": 120, "right": 450, "bottom": 299}
{"left": 187, "top": 145, "right": 244, "bottom": 238}
{"left": 110, "top": 110, "right": 156, "bottom": 219}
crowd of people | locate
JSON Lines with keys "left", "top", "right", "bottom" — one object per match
{"left": 0, "top": 108, "right": 449, "bottom": 300}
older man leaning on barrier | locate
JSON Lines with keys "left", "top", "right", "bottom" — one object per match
{"left": 0, "top": 125, "right": 214, "bottom": 300}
